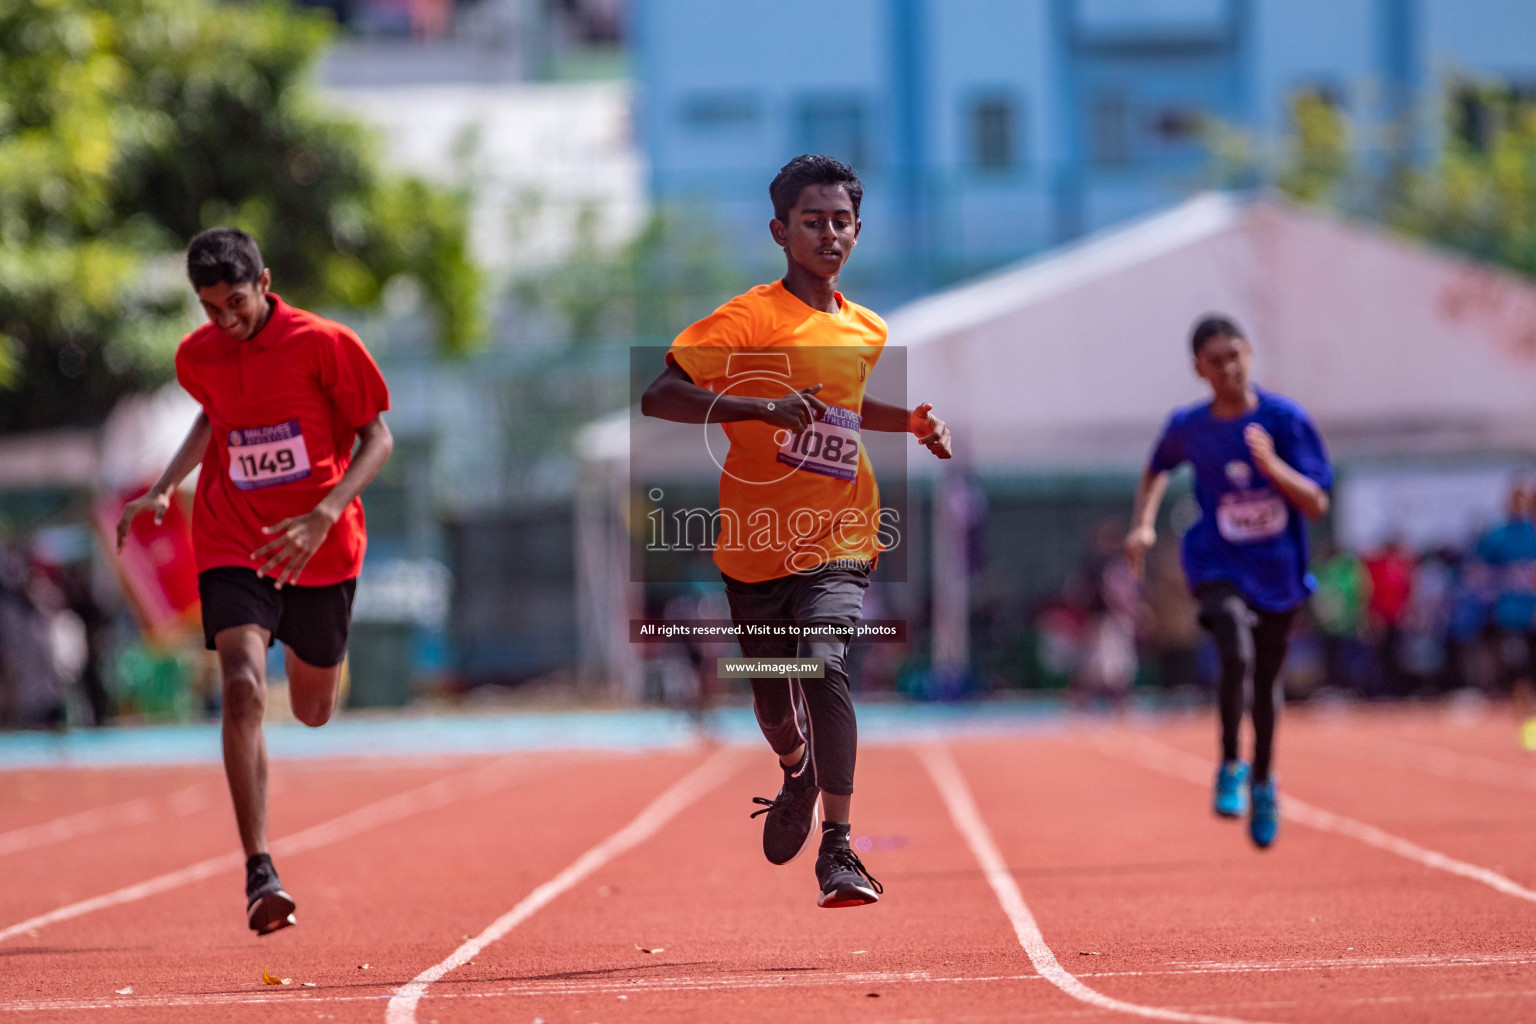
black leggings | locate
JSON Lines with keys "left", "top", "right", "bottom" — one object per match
{"left": 745, "top": 642, "right": 857, "bottom": 797}
{"left": 723, "top": 568, "right": 868, "bottom": 797}
{"left": 1196, "top": 582, "right": 1296, "bottom": 783}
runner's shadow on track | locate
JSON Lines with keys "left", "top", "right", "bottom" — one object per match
{"left": 485, "top": 962, "right": 716, "bottom": 984}
{"left": 893, "top": 860, "right": 1216, "bottom": 882}
{"left": 757, "top": 966, "right": 821, "bottom": 972}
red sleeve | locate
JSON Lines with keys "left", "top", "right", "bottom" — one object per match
{"left": 319, "top": 326, "right": 391, "bottom": 428}
{"left": 174, "top": 342, "right": 209, "bottom": 409}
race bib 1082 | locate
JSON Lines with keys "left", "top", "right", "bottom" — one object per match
{"left": 776, "top": 405, "right": 861, "bottom": 482}
{"left": 227, "top": 421, "right": 312, "bottom": 491}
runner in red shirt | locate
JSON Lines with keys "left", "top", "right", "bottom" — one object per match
{"left": 116, "top": 228, "right": 393, "bottom": 934}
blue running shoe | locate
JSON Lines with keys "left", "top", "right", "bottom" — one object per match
{"left": 1249, "top": 778, "right": 1280, "bottom": 849}
{"left": 1213, "top": 760, "right": 1249, "bottom": 818}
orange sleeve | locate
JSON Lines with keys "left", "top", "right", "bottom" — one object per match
{"left": 666, "top": 297, "right": 758, "bottom": 390}
{"left": 319, "top": 326, "right": 391, "bottom": 427}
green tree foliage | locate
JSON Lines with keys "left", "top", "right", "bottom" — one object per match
{"left": 1390, "top": 86, "right": 1536, "bottom": 278}
{"left": 1274, "top": 93, "right": 1352, "bottom": 206}
{"left": 514, "top": 201, "right": 747, "bottom": 346}
{"left": 1250, "top": 85, "right": 1536, "bottom": 281}
{"left": 0, "top": 0, "right": 482, "bottom": 432}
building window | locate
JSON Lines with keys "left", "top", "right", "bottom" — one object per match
{"left": 797, "top": 98, "right": 869, "bottom": 169}
{"left": 1452, "top": 80, "right": 1536, "bottom": 152}
{"left": 678, "top": 93, "right": 762, "bottom": 131}
{"left": 1077, "top": 0, "right": 1229, "bottom": 39}
{"left": 1152, "top": 107, "right": 1202, "bottom": 144}
{"left": 1091, "top": 92, "right": 1131, "bottom": 167}
{"left": 971, "top": 96, "right": 1017, "bottom": 171}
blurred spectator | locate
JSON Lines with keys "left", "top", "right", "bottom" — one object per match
{"left": 58, "top": 563, "right": 115, "bottom": 725}
{"left": 0, "top": 547, "right": 65, "bottom": 729}
{"left": 1476, "top": 485, "right": 1536, "bottom": 696}
{"left": 1363, "top": 537, "right": 1415, "bottom": 696}
{"left": 1032, "top": 596, "right": 1087, "bottom": 690}
{"left": 1400, "top": 549, "right": 1454, "bottom": 694}
{"left": 1072, "top": 520, "right": 1143, "bottom": 710}
{"left": 1311, "top": 541, "right": 1371, "bottom": 692}
{"left": 1143, "top": 541, "right": 1205, "bottom": 697}
{"left": 1445, "top": 548, "right": 1497, "bottom": 692}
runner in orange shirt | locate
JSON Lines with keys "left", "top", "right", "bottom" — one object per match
{"left": 642, "top": 155, "right": 952, "bottom": 907}
{"left": 117, "top": 228, "right": 393, "bottom": 934}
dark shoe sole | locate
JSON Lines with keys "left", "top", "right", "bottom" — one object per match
{"left": 248, "top": 889, "right": 297, "bottom": 935}
{"left": 1249, "top": 830, "right": 1278, "bottom": 850}
{"left": 818, "top": 886, "right": 880, "bottom": 909}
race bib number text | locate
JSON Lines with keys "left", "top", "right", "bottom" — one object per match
{"left": 1216, "top": 491, "right": 1289, "bottom": 543}
{"left": 776, "top": 405, "right": 861, "bottom": 482}
{"left": 227, "top": 421, "right": 312, "bottom": 491}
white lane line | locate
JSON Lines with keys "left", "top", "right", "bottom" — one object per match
{"left": 384, "top": 746, "right": 741, "bottom": 1024}
{"left": 7, "top": 952, "right": 1536, "bottom": 1013}
{"left": 1087, "top": 733, "right": 1536, "bottom": 906}
{"left": 1315, "top": 729, "right": 1536, "bottom": 793}
{"left": 918, "top": 744, "right": 1280, "bottom": 1024}
{"left": 0, "top": 783, "right": 213, "bottom": 859}
{"left": 0, "top": 755, "right": 562, "bottom": 944}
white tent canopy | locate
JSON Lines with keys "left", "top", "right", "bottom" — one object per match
{"left": 573, "top": 192, "right": 1536, "bottom": 689}
{"left": 893, "top": 192, "right": 1536, "bottom": 472}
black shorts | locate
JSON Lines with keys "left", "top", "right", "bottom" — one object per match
{"left": 198, "top": 567, "right": 357, "bottom": 668}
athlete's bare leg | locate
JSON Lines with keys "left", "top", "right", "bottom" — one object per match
{"left": 821, "top": 792, "right": 852, "bottom": 825}
{"left": 284, "top": 648, "right": 343, "bottom": 728}
{"left": 215, "top": 625, "right": 272, "bottom": 859}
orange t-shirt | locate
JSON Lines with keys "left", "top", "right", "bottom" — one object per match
{"left": 174, "top": 294, "right": 391, "bottom": 586}
{"left": 667, "top": 281, "right": 887, "bottom": 583}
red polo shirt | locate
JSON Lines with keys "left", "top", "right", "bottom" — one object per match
{"left": 174, "top": 294, "right": 390, "bottom": 586}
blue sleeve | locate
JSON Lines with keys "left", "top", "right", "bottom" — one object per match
{"left": 1148, "top": 415, "right": 1184, "bottom": 474}
{"left": 1280, "top": 406, "right": 1332, "bottom": 490}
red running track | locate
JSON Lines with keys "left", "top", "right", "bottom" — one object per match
{"left": 2, "top": 704, "right": 1535, "bottom": 1022}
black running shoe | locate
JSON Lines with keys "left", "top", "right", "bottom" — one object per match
{"left": 245, "top": 853, "right": 297, "bottom": 935}
{"left": 749, "top": 748, "right": 820, "bottom": 865}
{"left": 815, "top": 825, "right": 882, "bottom": 908}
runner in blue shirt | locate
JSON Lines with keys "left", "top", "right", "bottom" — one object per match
{"left": 1475, "top": 486, "right": 1536, "bottom": 750}
{"left": 1125, "top": 316, "right": 1333, "bottom": 849}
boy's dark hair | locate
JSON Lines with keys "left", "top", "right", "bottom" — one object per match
{"left": 1191, "top": 314, "right": 1245, "bottom": 356}
{"left": 769, "top": 154, "right": 863, "bottom": 223}
{"left": 186, "top": 227, "right": 264, "bottom": 290}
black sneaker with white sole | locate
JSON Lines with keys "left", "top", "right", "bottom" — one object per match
{"left": 815, "top": 823, "right": 882, "bottom": 908}
{"left": 749, "top": 747, "right": 820, "bottom": 865}
{"left": 245, "top": 853, "right": 297, "bottom": 935}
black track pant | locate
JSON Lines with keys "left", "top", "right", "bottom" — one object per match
{"left": 722, "top": 567, "right": 868, "bottom": 797}
{"left": 1196, "top": 582, "right": 1297, "bottom": 783}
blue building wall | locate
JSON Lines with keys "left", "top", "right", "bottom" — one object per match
{"left": 633, "top": 0, "right": 1536, "bottom": 306}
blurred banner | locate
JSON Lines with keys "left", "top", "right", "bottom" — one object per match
{"left": 92, "top": 383, "right": 205, "bottom": 645}
{"left": 92, "top": 489, "right": 200, "bottom": 646}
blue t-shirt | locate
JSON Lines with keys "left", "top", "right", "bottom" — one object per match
{"left": 1476, "top": 518, "right": 1536, "bottom": 631}
{"left": 1149, "top": 388, "right": 1333, "bottom": 613}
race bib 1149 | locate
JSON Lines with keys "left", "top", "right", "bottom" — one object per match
{"left": 227, "top": 421, "right": 312, "bottom": 491}
{"left": 776, "top": 405, "right": 861, "bottom": 482}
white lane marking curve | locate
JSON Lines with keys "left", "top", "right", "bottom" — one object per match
{"left": 384, "top": 746, "right": 741, "bottom": 1024}
{"left": 0, "top": 756, "right": 555, "bottom": 944}
{"left": 0, "top": 783, "right": 212, "bottom": 859}
{"left": 1089, "top": 733, "right": 1536, "bottom": 906}
{"left": 919, "top": 744, "right": 1282, "bottom": 1024}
